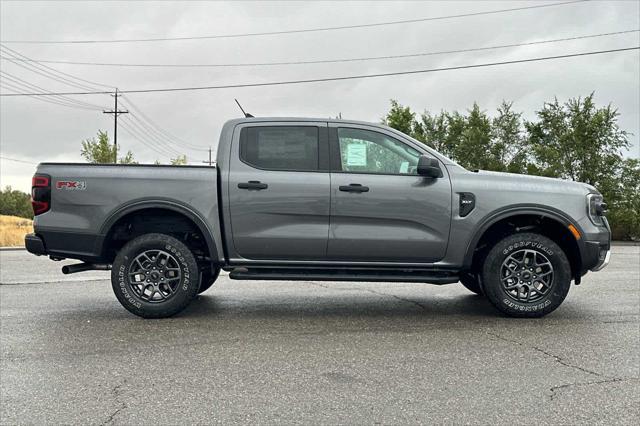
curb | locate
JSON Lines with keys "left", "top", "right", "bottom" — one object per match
{"left": 0, "top": 247, "right": 26, "bottom": 251}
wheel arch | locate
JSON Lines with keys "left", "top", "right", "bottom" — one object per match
{"left": 99, "top": 199, "right": 220, "bottom": 265}
{"left": 463, "top": 205, "right": 585, "bottom": 281}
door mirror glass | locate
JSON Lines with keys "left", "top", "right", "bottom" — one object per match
{"left": 417, "top": 155, "right": 442, "bottom": 178}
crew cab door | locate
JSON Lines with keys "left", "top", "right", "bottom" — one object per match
{"left": 227, "top": 122, "right": 330, "bottom": 260}
{"left": 327, "top": 124, "right": 451, "bottom": 262}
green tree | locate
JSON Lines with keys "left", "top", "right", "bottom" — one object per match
{"left": 453, "top": 103, "right": 493, "bottom": 170}
{"left": 383, "top": 100, "right": 528, "bottom": 172}
{"left": 382, "top": 100, "right": 415, "bottom": 136}
{"left": 170, "top": 154, "right": 188, "bottom": 165}
{"left": 525, "top": 94, "right": 636, "bottom": 238}
{"left": 525, "top": 94, "right": 629, "bottom": 185}
{"left": 414, "top": 110, "right": 451, "bottom": 156}
{"left": 0, "top": 186, "right": 33, "bottom": 219}
{"left": 81, "top": 130, "right": 137, "bottom": 164}
{"left": 594, "top": 158, "right": 639, "bottom": 240}
{"left": 491, "top": 101, "right": 528, "bottom": 173}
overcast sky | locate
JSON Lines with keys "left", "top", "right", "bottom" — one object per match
{"left": 1, "top": 0, "right": 638, "bottom": 192}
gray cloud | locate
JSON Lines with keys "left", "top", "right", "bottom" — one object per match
{"left": 1, "top": 0, "right": 638, "bottom": 192}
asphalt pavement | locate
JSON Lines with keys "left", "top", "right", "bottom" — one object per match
{"left": 1, "top": 246, "right": 638, "bottom": 424}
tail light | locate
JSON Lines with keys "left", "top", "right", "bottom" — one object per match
{"left": 31, "top": 174, "right": 51, "bottom": 215}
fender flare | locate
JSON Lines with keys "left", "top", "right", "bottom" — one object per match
{"left": 99, "top": 199, "right": 220, "bottom": 264}
{"left": 462, "top": 204, "right": 585, "bottom": 269}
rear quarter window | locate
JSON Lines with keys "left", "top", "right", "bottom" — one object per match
{"left": 240, "top": 126, "right": 319, "bottom": 171}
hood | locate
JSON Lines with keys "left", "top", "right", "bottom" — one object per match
{"left": 473, "top": 170, "right": 598, "bottom": 194}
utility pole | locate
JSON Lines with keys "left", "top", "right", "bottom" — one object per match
{"left": 103, "top": 88, "right": 129, "bottom": 163}
{"left": 202, "top": 146, "right": 213, "bottom": 166}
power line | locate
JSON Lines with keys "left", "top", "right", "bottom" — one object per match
{"left": 0, "top": 72, "right": 106, "bottom": 110}
{"left": 0, "top": 71, "right": 106, "bottom": 108}
{"left": 1, "top": 46, "right": 637, "bottom": 97}
{"left": 1, "top": 1, "right": 587, "bottom": 44}
{"left": 118, "top": 119, "right": 177, "bottom": 159}
{"left": 0, "top": 44, "right": 114, "bottom": 90}
{"left": 0, "top": 45, "right": 199, "bottom": 156}
{"left": 2, "top": 53, "right": 98, "bottom": 92}
{"left": 121, "top": 115, "right": 184, "bottom": 157}
{"left": 6, "top": 29, "right": 635, "bottom": 68}
{"left": 120, "top": 96, "right": 209, "bottom": 151}
{"left": 119, "top": 114, "right": 184, "bottom": 157}
{"left": 0, "top": 81, "right": 96, "bottom": 110}
{"left": 0, "top": 156, "right": 38, "bottom": 165}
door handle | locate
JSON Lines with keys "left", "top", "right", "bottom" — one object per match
{"left": 238, "top": 181, "right": 268, "bottom": 190}
{"left": 339, "top": 183, "right": 369, "bottom": 193}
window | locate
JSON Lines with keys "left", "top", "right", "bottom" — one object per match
{"left": 240, "top": 126, "right": 319, "bottom": 171}
{"left": 337, "top": 128, "right": 421, "bottom": 175}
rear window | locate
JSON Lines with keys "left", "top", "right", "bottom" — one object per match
{"left": 240, "top": 126, "right": 319, "bottom": 171}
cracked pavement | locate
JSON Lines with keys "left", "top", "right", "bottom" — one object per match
{"left": 1, "top": 245, "right": 639, "bottom": 424}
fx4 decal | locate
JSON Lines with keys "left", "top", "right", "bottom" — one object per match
{"left": 56, "top": 180, "right": 86, "bottom": 190}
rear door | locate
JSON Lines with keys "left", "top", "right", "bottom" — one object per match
{"left": 328, "top": 124, "right": 451, "bottom": 263}
{"left": 228, "top": 122, "right": 330, "bottom": 260}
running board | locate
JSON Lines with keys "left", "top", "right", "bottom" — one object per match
{"left": 229, "top": 267, "right": 459, "bottom": 284}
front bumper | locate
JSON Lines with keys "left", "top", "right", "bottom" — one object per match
{"left": 581, "top": 217, "right": 611, "bottom": 273}
{"left": 591, "top": 249, "right": 611, "bottom": 271}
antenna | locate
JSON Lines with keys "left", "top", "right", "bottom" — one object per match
{"left": 234, "top": 99, "right": 254, "bottom": 118}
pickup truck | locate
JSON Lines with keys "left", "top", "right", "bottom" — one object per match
{"left": 25, "top": 117, "right": 611, "bottom": 318}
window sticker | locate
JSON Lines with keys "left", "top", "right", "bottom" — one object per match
{"left": 346, "top": 143, "right": 367, "bottom": 166}
{"left": 399, "top": 161, "right": 409, "bottom": 174}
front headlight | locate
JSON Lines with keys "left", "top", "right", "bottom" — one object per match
{"left": 587, "top": 193, "right": 607, "bottom": 225}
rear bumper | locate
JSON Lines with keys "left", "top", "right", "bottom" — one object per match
{"left": 25, "top": 229, "right": 104, "bottom": 262}
{"left": 24, "top": 233, "right": 46, "bottom": 256}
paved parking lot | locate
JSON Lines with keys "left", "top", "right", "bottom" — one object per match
{"left": 1, "top": 246, "right": 638, "bottom": 424}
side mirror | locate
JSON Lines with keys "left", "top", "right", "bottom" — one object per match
{"left": 417, "top": 155, "right": 442, "bottom": 178}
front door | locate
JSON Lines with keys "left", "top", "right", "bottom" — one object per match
{"left": 228, "top": 122, "right": 330, "bottom": 261}
{"left": 328, "top": 124, "right": 451, "bottom": 263}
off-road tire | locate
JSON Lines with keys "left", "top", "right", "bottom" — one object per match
{"left": 482, "top": 232, "right": 571, "bottom": 318}
{"left": 460, "top": 272, "right": 483, "bottom": 295}
{"left": 111, "top": 233, "right": 200, "bottom": 318}
{"left": 198, "top": 267, "right": 220, "bottom": 294}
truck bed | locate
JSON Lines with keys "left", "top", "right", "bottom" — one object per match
{"left": 32, "top": 163, "right": 223, "bottom": 262}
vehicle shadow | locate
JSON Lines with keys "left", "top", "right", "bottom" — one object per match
{"left": 180, "top": 291, "right": 499, "bottom": 321}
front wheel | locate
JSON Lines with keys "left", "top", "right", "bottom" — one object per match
{"left": 111, "top": 233, "right": 200, "bottom": 318}
{"left": 481, "top": 232, "right": 571, "bottom": 318}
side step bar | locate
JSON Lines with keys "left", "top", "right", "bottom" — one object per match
{"left": 229, "top": 267, "right": 459, "bottom": 284}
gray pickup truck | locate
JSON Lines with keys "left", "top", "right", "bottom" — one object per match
{"left": 25, "top": 117, "right": 611, "bottom": 318}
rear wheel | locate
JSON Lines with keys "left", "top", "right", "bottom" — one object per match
{"left": 111, "top": 233, "right": 200, "bottom": 318}
{"left": 481, "top": 232, "right": 571, "bottom": 318}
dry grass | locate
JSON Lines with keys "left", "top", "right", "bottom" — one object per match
{"left": 0, "top": 215, "right": 33, "bottom": 247}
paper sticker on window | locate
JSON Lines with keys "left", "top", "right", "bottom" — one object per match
{"left": 346, "top": 143, "right": 367, "bottom": 166}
